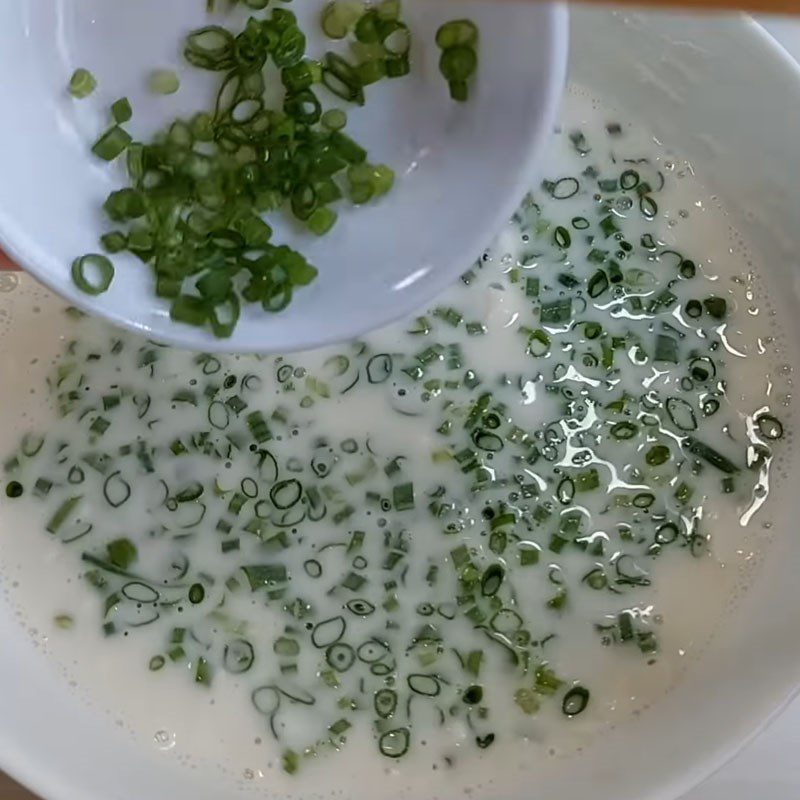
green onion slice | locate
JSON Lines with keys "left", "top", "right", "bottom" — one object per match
{"left": 71, "top": 255, "right": 114, "bottom": 296}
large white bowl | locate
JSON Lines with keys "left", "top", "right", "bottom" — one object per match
{"left": 0, "top": 0, "right": 567, "bottom": 353}
{"left": 3, "top": 8, "right": 800, "bottom": 800}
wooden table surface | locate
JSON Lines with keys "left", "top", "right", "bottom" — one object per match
{"left": 0, "top": 771, "right": 37, "bottom": 799}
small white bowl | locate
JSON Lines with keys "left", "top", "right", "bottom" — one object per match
{"left": 0, "top": 0, "right": 568, "bottom": 353}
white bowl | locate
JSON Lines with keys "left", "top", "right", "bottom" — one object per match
{"left": 4, "top": 8, "right": 800, "bottom": 800}
{"left": 0, "top": 0, "right": 567, "bottom": 353}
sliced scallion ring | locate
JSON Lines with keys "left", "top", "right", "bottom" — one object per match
{"left": 379, "top": 727, "right": 409, "bottom": 758}
{"left": 436, "top": 19, "right": 478, "bottom": 48}
{"left": 69, "top": 68, "right": 97, "bottom": 99}
{"left": 71, "top": 255, "right": 114, "bottom": 296}
{"left": 562, "top": 686, "right": 590, "bottom": 716}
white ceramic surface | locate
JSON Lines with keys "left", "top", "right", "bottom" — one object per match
{"left": 5, "top": 8, "right": 800, "bottom": 800}
{"left": 0, "top": 0, "right": 568, "bottom": 353}
{"left": 685, "top": 19, "right": 800, "bottom": 800}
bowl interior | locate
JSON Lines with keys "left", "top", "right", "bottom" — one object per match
{"left": 3, "top": 9, "right": 800, "bottom": 800}
{"left": 0, "top": 0, "right": 566, "bottom": 352}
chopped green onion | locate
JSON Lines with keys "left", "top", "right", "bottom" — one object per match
{"left": 5, "top": 481, "right": 23, "bottom": 499}
{"left": 149, "top": 69, "right": 181, "bottom": 95}
{"left": 436, "top": 19, "right": 478, "bottom": 48}
{"left": 703, "top": 296, "right": 728, "bottom": 320}
{"left": 71, "top": 255, "right": 114, "bottom": 296}
{"left": 562, "top": 686, "right": 590, "bottom": 716}
{"left": 436, "top": 20, "right": 478, "bottom": 102}
{"left": 440, "top": 47, "right": 476, "bottom": 83}
{"left": 111, "top": 98, "right": 133, "bottom": 124}
{"left": 69, "top": 68, "right": 97, "bottom": 99}
{"left": 91, "top": 127, "right": 132, "bottom": 161}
